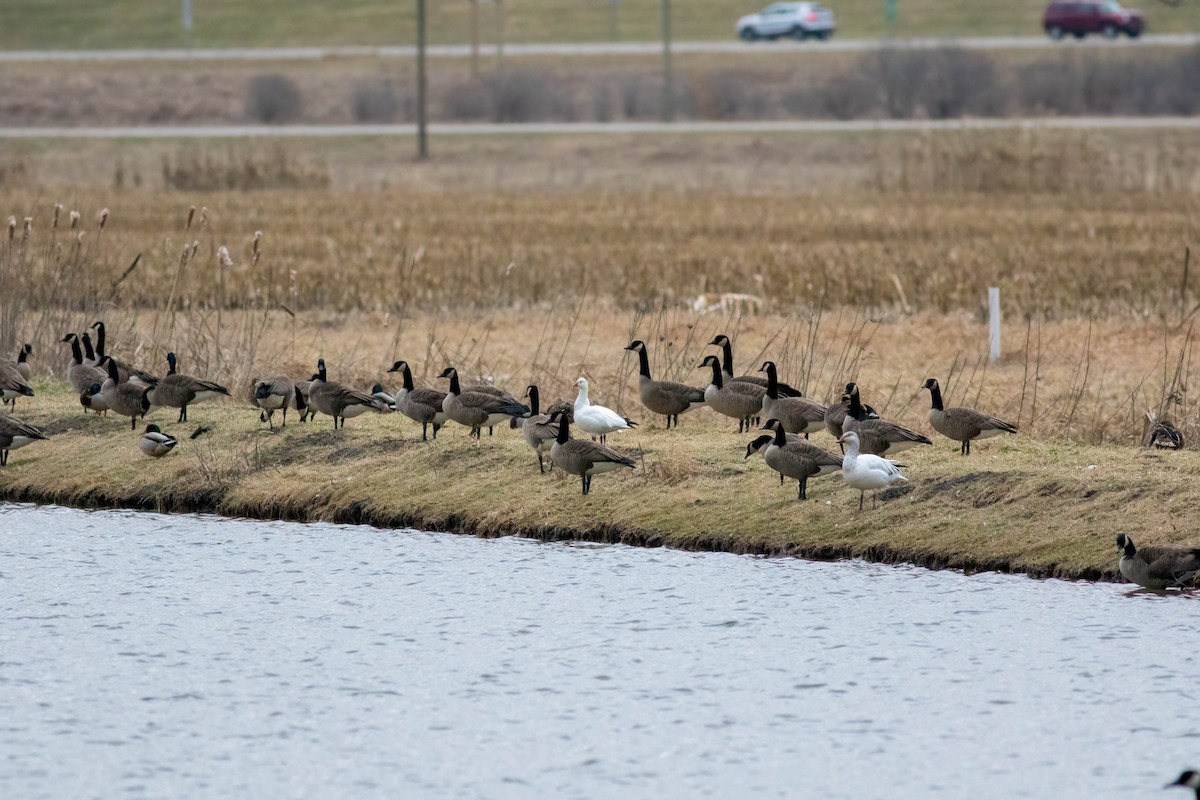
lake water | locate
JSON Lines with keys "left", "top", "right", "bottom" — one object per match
{"left": 1, "top": 503, "right": 1196, "bottom": 799}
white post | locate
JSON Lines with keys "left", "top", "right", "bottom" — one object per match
{"left": 988, "top": 287, "right": 1001, "bottom": 361}
{"left": 182, "top": 0, "right": 193, "bottom": 31}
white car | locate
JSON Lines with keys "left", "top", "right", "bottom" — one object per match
{"left": 736, "top": 2, "right": 836, "bottom": 41}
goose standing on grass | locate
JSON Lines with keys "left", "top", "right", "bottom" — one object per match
{"left": 139, "top": 424, "right": 178, "bottom": 458}
{"left": 921, "top": 378, "right": 1017, "bottom": 455}
{"left": 1115, "top": 533, "right": 1200, "bottom": 590}
{"left": 148, "top": 352, "right": 231, "bottom": 423}
{"left": 438, "top": 367, "right": 530, "bottom": 439}
{"left": 253, "top": 376, "right": 306, "bottom": 429}
{"left": 824, "top": 382, "right": 879, "bottom": 438}
{"left": 1167, "top": 770, "right": 1200, "bottom": 798}
{"left": 550, "top": 410, "right": 636, "bottom": 495}
{"left": 90, "top": 321, "right": 158, "bottom": 386}
{"left": 296, "top": 377, "right": 317, "bottom": 422}
{"left": 80, "top": 383, "right": 109, "bottom": 416}
{"left": 840, "top": 391, "right": 932, "bottom": 456}
{"left": 7, "top": 342, "right": 32, "bottom": 381}
{"left": 62, "top": 334, "right": 107, "bottom": 396}
{"left": 699, "top": 354, "right": 766, "bottom": 433}
{"left": 307, "top": 358, "right": 379, "bottom": 429}
{"left": 0, "top": 414, "right": 48, "bottom": 466}
{"left": 99, "top": 356, "right": 152, "bottom": 431}
{"left": 573, "top": 377, "right": 636, "bottom": 443}
{"left": 521, "top": 384, "right": 560, "bottom": 473}
{"left": 387, "top": 360, "right": 447, "bottom": 440}
{"left": 837, "top": 430, "right": 908, "bottom": 510}
{"left": 708, "top": 334, "right": 803, "bottom": 397}
{"left": 760, "top": 361, "right": 826, "bottom": 437}
{"left": 745, "top": 432, "right": 801, "bottom": 484}
{"left": 624, "top": 340, "right": 706, "bottom": 429}
{"left": 757, "top": 419, "right": 843, "bottom": 500}
{"left": 0, "top": 358, "right": 34, "bottom": 411}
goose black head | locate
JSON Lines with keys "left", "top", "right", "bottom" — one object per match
{"left": 166, "top": 352, "right": 177, "bottom": 372}
{"left": 1167, "top": 771, "right": 1200, "bottom": 790}
{"left": 921, "top": 378, "right": 939, "bottom": 391}
{"left": 1116, "top": 533, "right": 1136, "bottom": 557}
{"left": 91, "top": 321, "right": 104, "bottom": 331}
{"left": 525, "top": 384, "right": 538, "bottom": 399}
{"left": 437, "top": 367, "right": 456, "bottom": 379}
{"left": 840, "top": 393, "right": 853, "bottom": 408}
{"left": 697, "top": 355, "right": 721, "bottom": 369}
{"left": 845, "top": 382, "right": 859, "bottom": 395}
{"left": 386, "top": 360, "right": 405, "bottom": 373}
{"left": 61, "top": 333, "right": 77, "bottom": 343}
{"left": 708, "top": 334, "right": 730, "bottom": 347}
{"left": 254, "top": 382, "right": 272, "bottom": 400}
{"left": 624, "top": 340, "right": 645, "bottom": 352}
{"left": 309, "top": 373, "right": 320, "bottom": 381}
{"left": 21, "top": 343, "right": 31, "bottom": 355}
{"left": 745, "top": 434, "right": 772, "bottom": 459}
{"left": 759, "top": 418, "right": 782, "bottom": 432}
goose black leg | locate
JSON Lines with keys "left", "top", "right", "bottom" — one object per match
{"left": 537, "top": 453, "right": 545, "bottom": 473}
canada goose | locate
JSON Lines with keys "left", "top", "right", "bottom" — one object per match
{"left": 699, "top": 354, "right": 765, "bottom": 433}
{"left": 438, "top": 367, "right": 530, "bottom": 438}
{"left": 1115, "top": 533, "right": 1200, "bottom": 590}
{"left": 921, "top": 378, "right": 1017, "bottom": 455}
{"left": 253, "top": 376, "right": 306, "bottom": 429}
{"left": 10, "top": 343, "right": 31, "bottom": 381}
{"left": 840, "top": 391, "right": 932, "bottom": 455}
{"left": 757, "top": 419, "right": 843, "bottom": 500}
{"left": 80, "top": 331, "right": 100, "bottom": 367}
{"left": 147, "top": 352, "right": 231, "bottom": 423}
{"left": 708, "top": 334, "right": 802, "bottom": 397}
{"left": 573, "top": 377, "right": 636, "bottom": 443}
{"left": 0, "top": 414, "right": 48, "bottom": 466}
{"left": 99, "top": 356, "right": 153, "bottom": 431}
{"left": 624, "top": 340, "right": 705, "bottom": 428}
{"left": 1144, "top": 410, "right": 1185, "bottom": 450}
{"left": 308, "top": 358, "right": 379, "bottom": 429}
{"left": 296, "top": 378, "right": 317, "bottom": 422}
{"left": 139, "top": 424, "right": 178, "bottom": 458}
{"left": 760, "top": 361, "right": 826, "bottom": 437}
{"left": 550, "top": 410, "right": 636, "bottom": 495}
{"left": 837, "top": 430, "right": 909, "bottom": 510}
{"left": 62, "top": 334, "right": 106, "bottom": 395}
{"left": 90, "top": 321, "right": 158, "bottom": 386}
{"left": 522, "top": 384, "right": 561, "bottom": 473}
{"left": 80, "top": 382, "right": 109, "bottom": 416}
{"left": 824, "top": 382, "right": 879, "bottom": 438}
{"left": 462, "top": 381, "right": 518, "bottom": 436}
{"left": 1167, "top": 770, "right": 1200, "bottom": 798}
{"left": 0, "top": 358, "right": 34, "bottom": 410}
{"left": 369, "top": 383, "right": 397, "bottom": 413}
{"left": 386, "top": 360, "right": 447, "bottom": 440}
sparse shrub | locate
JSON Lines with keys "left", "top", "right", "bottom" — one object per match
{"left": 353, "top": 78, "right": 405, "bottom": 122}
{"left": 246, "top": 74, "right": 302, "bottom": 124}
{"left": 485, "top": 69, "right": 573, "bottom": 123}
{"left": 813, "top": 72, "right": 878, "bottom": 120}
{"left": 442, "top": 80, "right": 490, "bottom": 121}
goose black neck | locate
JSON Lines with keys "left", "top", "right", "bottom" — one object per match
{"left": 17, "top": 348, "right": 28, "bottom": 364}
{"left": 399, "top": 364, "right": 414, "bottom": 391}
{"left": 166, "top": 353, "right": 177, "bottom": 375}
{"left": 706, "top": 359, "right": 723, "bottom": 389}
{"left": 317, "top": 362, "right": 327, "bottom": 382}
{"left": 636, "top": 347, "right": 651, "bottom": 379}
{"left": 93, "top": 323, "right": 106, "bottom": 357}
{"left": 928, "top": 383, "right": 944, "bottom": 411}
{"left": 528, "top": 386, "right": 541, "bottom": 415}
{"left": 719, "top": 339, "right": 734, "bottom": 376}
{"left": 446, "top": 369, "right": 461, "bottom": 394}
{"left": 556, "top": 412, "right": 569, "bottom": 444}
{"left": 81, "top": 333, "right": 96, "bottom": 361}
{"left": 68, "top": 336, "right": 83, "bottom": 364}
{"left": 847, "top": 390, "right": 867, "bottom": 419}
{"left": 764, "top": 362, "right": 779, "bottom": 398}
{"left": 772, "top": 423, "right": 787, "bottom": 446}
{"left": 104, "top": 357, "right": 119, "bottom": 382}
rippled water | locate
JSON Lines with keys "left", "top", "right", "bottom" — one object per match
{"left": 1, "top": 503, "right": 1196, "bottom": 798}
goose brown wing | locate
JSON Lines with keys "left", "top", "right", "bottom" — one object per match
{"left": 562, "top": 439, "right": 636, "bottom": 467}
{"left": 407, "top": 387, "right": 447, "bottom": 408}
{"left": 0, "top": 415, "right": 47, "bottom": 440}
{"left": 1141, "top": 546, "right": 1200, "bottom": 579}
{"left": 784, "top": 440, "right": 842, "bottom": 468}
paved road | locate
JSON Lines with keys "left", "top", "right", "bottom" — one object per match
{"left": 1, "top": 118, "right": 1197, "bottom": 139}
{"left": 0, "top": 34, "right": 1198, "bottom": 62}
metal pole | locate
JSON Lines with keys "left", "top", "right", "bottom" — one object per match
{"left": 608, "top": 0, "right": 619, "bottom": 42}
{"left": 182, "top": 0, "right": 193, "bottom": 31}
{"left": 416, "top": 0, "right": 428, "bottom": 160}
{"left": 495, "top": 0, "right": 506, "bottom": 69}
{"left": 661, "top": 0, "right": 674, "bottom": 122}
{"left": 988, "top": 287, "right": 1001, "bottom": 361}
{"left": 469, "top": 1, "right": 480, "bottom": 78}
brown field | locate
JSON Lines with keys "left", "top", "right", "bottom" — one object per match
{"left": 1, "top": 129, "right": 1198, "bottom": 577}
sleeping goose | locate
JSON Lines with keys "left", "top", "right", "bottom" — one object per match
{"left": 90, "top": 321, "right": 158, "bottom": 386}
{"left": 837, "top": 430, "right": 908, "bottom": 510}
{"left": 573, "top": 377, "right": 636, "bottom": 443}
{"left": 148, "top": 352, "right": 231, "bottom": 423}
{"left": 1115, "top": 533, "right": 1200, "bottom": 590}
{"left": 138, "top": 424, "right": 178, "bottom": 458}
{"left": 522, "top": 384, "right": 561, "bottom": 473}
{"left": 760, "top": 361, "right": 826, "bottom": 437}
{"left": 307, "top": 358, "right": 379, "bottom": 429}
{"left": 708, "top": 334, "right": 802, "bottom": 397}
{"left": 757, "top": 419, "right": 843, "bottom": 500}
{"left": 98, "top": 356, "right": 152, "bottom": 431}
{"left": 699, "top": 354, "right": 765, "bottom": 433}
{"left": 0, "top": 414, "right": 48, "bottom": 466}
{"left": 624, "top": 340, "right": 705, "bottom": 429}
{"left": 253, "top": 376, "right": 306, "bottom": 429}
{"left": 438, "top": 367, "right": 530, "bottom": 439}
{"left": 549, "top": 410, "right": 636, "bottom": 495}
{"left": 840, "top": 391, "right": 932, "bottom": 455}
{"left": 387, "top": 360, "right": 447, "bottom": 440}
{"left": 921, "top": 378, "right": 1017, "bottom": 455}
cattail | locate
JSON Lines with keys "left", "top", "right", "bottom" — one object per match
{"left": 252, "top": 230, "right": 262, "bottom": 267}
{"left": 69, "top": 210, "right": 80, "bottom": 230}
{"left": 185, "top": 205, "right": 196, "bottom": 231}
{"left": 76, "top": 231, "right": 85, "bottom": 245}
{"left": 97, "top": 208, "right": 109, "bottom": 231}
{"left": 52, "top": 203, "right": 62, "bottom": 230}
{"left": 199, "top": 207, "right": 209, "bottom": 228}
{"left": 217, "top": 245, "right": 233, "bottom": 269}
{"left": 190, "top": 240, "right": 200, "bottom": 259}
{"left": 289, "top": 269, "right": 298, "bottom": 299}
{"left": 22, "top": 217, "right": 32, "bottom": 245}
{"left": 6, "top": 216, "right": 14, "bottom": 242}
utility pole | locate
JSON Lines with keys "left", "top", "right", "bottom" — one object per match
{"left": 660, "top": 0, "right": 674, "bottom": 122}
{"left": 495, "top": 0, "right": 506, "bottom": 69}
{"left": 608, "top": 0, "right": 620, "bottom": 41}
{"left": 181, "top": 0, "right": 193, "bottom": 46}
{"left": 416, "top": 0, "right": 428, "bottom": 159}
{"left": 469, "top": 0, "right": 480, "bottom": 78}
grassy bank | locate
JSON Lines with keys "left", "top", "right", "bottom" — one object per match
{"left": 0, "top": 380, "right": 1186, "bottom": 582}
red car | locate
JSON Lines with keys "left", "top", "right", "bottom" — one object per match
{"left": 1043, "top": 1, "right": 1145, "bottom": 39}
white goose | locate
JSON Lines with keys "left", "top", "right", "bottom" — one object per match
{"left": 837, "top": 430, "right": 908, "bottom": 510}
{"left": 573, "top": 377, "right": 637, "bottom": 444}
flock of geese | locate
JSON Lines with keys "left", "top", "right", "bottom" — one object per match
{"left": 2, "top": 325, "right": 1199, "bottom": 589}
